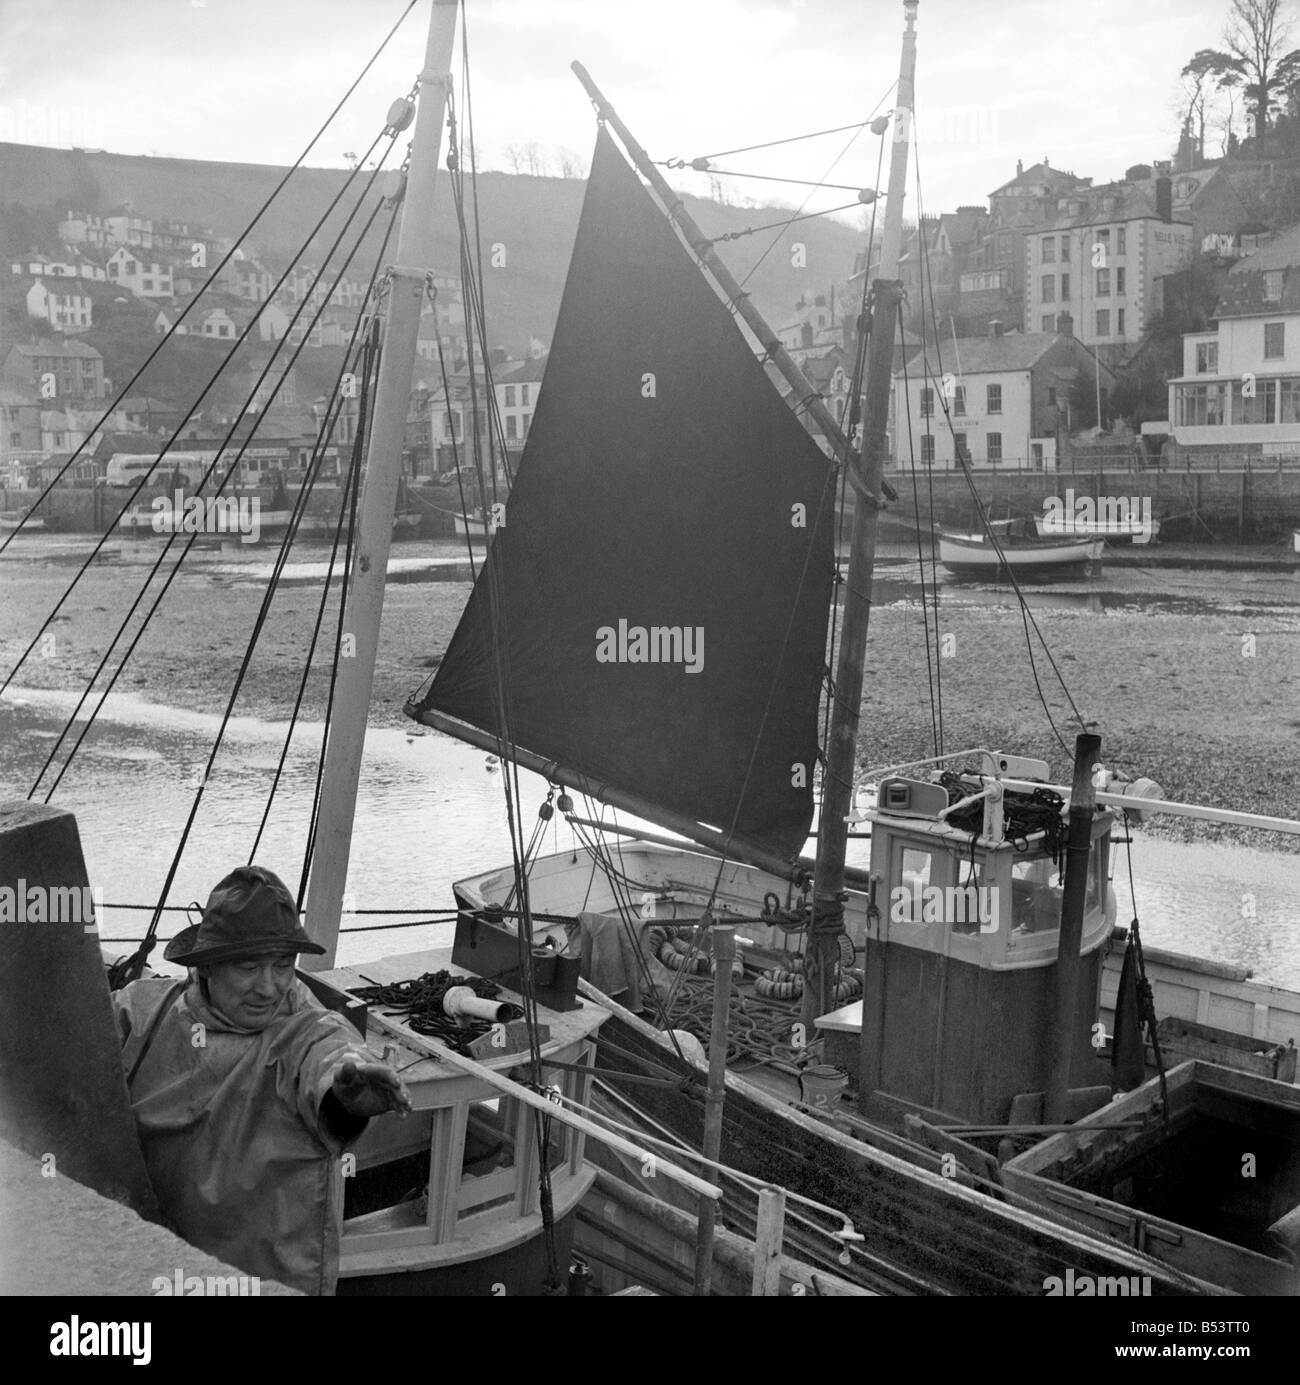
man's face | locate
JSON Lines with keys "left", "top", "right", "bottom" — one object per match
{"left": 202, "top": 954, "right": 296, "bottom": 1029}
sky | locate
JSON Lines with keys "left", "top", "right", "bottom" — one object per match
{"left": 0, "top": 0, "right": 1260, "bottom": 223}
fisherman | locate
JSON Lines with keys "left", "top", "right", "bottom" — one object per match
{"left": 112, "top": 865, "right": 411, "bottom": 1295}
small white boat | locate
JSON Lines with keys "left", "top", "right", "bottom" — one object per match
{"left": 0, "top": 508, "right": 46, "bottom": 532}
{"left": 452, "top": 510, "right": 489, "bottom": 540}
{"left": 939, "top": 530, "right": 1104, "bottom": 580}
{"left": 1034, "top": 513, "right": 1160, "bottom": 544}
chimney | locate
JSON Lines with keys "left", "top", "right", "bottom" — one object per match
{"left": 1156, "top": 176, "right": 1172, "bottom": 223}
{"left": 989, "top": 320, "right": 1004, "bottom": 337}
{"left": 1016, "top": 158, "right": 1024, "bottom": 176}
{"left": 1056, "top": 311, "right": 1073, "bottom": 338}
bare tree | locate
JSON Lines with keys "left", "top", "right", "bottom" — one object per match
{"left": 503, "top": 143, "right": 525, "bottom": 174}
{"left": 522, "top": 141, "right": 546, "bottom": 176}
{"left": 1187, "top": 1, "right": 1300, "bottom": 155}
{"left": 556, "top": 147, "right": 587, "bottom": 179}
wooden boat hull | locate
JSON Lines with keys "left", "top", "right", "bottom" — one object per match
{"left": 939, "top": 531, "right": 1103, "bottom": 579}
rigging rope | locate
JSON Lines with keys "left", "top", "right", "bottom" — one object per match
{"left": 104, "top": 151, "right": 403, "bottom": 989}
{"left": 251, "top": 218, "right": 397, "bottom": 865}
{"left": 13, "top": 122, "right": 397, "bottom": 749}
{"left": 33, "top": 140, "right": 399, "bottom": 808}
{"left": 0, "top": 0, "right": 422, "bottom": 556}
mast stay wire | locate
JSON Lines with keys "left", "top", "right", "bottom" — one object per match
{"left": 7, "top": 121, "right": 398, "bottom": 714}
{"left": 0, "top": 0, "right": 422, "bottom": 554}
{"left": 101, "top": 156, "right": 403, "bottom": 989}
{"left": 29, "top": 137, "right": 400, "bottom": 802}
{"left": 254, "top": 197, "right": 401, "bottom": 866}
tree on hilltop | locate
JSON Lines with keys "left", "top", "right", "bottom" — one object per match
{"left": 1182, "top": 1, "right": 1300, "bottom": 157}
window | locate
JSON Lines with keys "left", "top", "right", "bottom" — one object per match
{"left": 920, "top": 386, "right": 934, "bottom": 417}
{"left": 504, "top": 385, "right": 516, "bottom": 406}
{"left": 1096, "top": 309, "right": 1110, "bottom": 336}
{"left": 891, "top": 847, "right": 934, "bottom": 924}
{"left": 986, "top": 383, "right": 1002, "bottom": 414}
{"left": 1094, "top": 228, "right": 1111, "bottom": 259}
{"left": 920, "top": 434, "right": 935, "bottom": 465}
{"left": 1031, "top": 442, "right": 1044, "bottom": 467}
{"left": 1174, "top": 382, "right": 1227, "bottom": 426}
{"left": 1115, "top": 267, "right": 1126, "bottom": 296}
{"left": 1041, "top": 274, "right": 1055, "bottom": 303}
{"left": 1060, "top": 235, "right": 1070, "bottom": 261}
{"left": 521, "top": 413, "right": 531, "bottom": 434}
{"left": 1233, "top": 377, "right": 1277, "bottom": 424}
{"left": 953, "top": 385, "right": 966, "bottom": 416}
{"left": 1280, "top": 378, "right": 1300, "bottom": 422}
{"left": 1096, "top": 268, "right": 1110, "bottom": 296}
{"left": 1042, "top": 314, "right": 1055, "bottom": 331}
{"left": 953, "top": 431, "right": 967, "bottom": 460}
{"left": 1263, "top": 270, "right": 1284, "bottom": 303}
{"left": 1116, "top": 226, "right": 1126, "bottom": 255}
{"left": 1117, "top": 309, "right": 1126, "bottom": 335}
{"left": 1041, "top": 236, "right": 1056, "bottom": 262}
{"left": 1061, "top": 273, "right": 1071, "bottom": 299}
{"left": 987, "top": 432, "right": 1003, "bottom": 464}
{"left": 506, "top": 415, "right": 517, "bottom": 439}
{"left": 521, "top": 385, "right": 531, "bottom": 405}
{"left": 1265, "top": 322, "right": 1285, "bottom": 359}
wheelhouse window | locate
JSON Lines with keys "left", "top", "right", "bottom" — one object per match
{"left": 890, "top": 846, "right": 934, "bottom": 925}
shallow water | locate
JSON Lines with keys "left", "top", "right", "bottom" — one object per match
{"left": 2, "top": 687, "right": 1297, "bottom": 989}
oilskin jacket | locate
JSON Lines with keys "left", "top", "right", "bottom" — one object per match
{"left": 114, "top": 975, "right": 372, "bottom": 1295}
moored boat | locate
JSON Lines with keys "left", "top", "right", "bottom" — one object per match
{"left": 939, "top": 529, "right": 1104, "bottom": 579}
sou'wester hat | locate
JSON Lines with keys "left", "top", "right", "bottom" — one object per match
{"left": 164, "top": 865, "right": 325, "bottom": 966}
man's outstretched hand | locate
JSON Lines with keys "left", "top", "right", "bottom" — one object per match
{"left": 332, "top": 1060, "right": 413, "bottom": 1119}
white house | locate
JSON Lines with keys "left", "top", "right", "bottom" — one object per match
{"left": 11, "top": 247, "right": 105, "bottom": 281}
{"left": 106, "top": 246, "right": 173, "bottom": 298}
{"left": 495, "top": 358, "right": 546, "bottom": 442}
{"left": 256, "top": 299, "right": 291, "bottom": 343}
{"left": 26, "top": 279, "right": 94, "bottom": 332}
{"left": 891, "top": 318, "right": 1112, "bottom": 469}
{"left": 199, "top": 309, "right": 238, "bottom": 340}
{"left": 1169, "top": 228, "right": 1300, "bottom": 452}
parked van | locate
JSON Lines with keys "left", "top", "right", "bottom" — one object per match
{"left": 104, "top": 451, "right": 214, "bottom": 488}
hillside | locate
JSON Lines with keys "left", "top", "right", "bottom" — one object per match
{"left": 0, "top": 142, "right": 864, "bottom": 364}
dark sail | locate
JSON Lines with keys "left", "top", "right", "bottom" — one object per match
{"left": 415, "top": 128, "right": 837, "bottom": 860}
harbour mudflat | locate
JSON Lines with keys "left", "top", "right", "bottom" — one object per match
{"left": 1, "top": 540, "right": 1297, "bottom": 849}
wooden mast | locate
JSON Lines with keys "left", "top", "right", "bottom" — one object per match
{"left": 303, "top": 0, "right": 459, "bottom": 967}
{"left": 801, "top": 0, "right": 918, "bottom": 1029}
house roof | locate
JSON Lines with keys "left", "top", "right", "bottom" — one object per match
{"left": 898, "top": 331, "right": 1057, "bottom": 376}
{"left": 119, "top": 396, "right": 178, "bottom": 413}
{"left": 1036, "top": 180, "right": 1192, "bottom": 233}
{"left": 497, "top": 357, "right": 548, "bottom": 385}
{"left": 989, "top": 161, "right": 1088, "bottom": 199}
{"left": 1226, "top": 222, "right": 1300, "bottom": 274}
{"left": 1215, "top": 262, "right": 1300, "bottom": 317}
{"left": 5, "top": 338, "right": 102, "bottom": 360}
